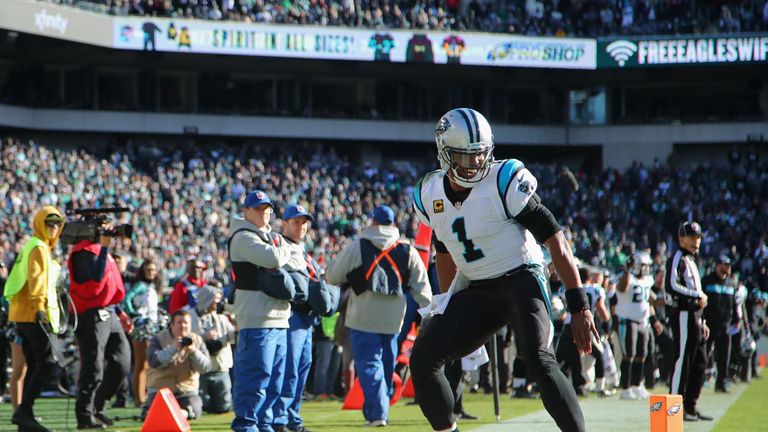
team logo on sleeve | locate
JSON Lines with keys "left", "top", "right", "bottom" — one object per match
{"left": 518, "top": 180, "right": 533, "bottom": 195}
{"left": 433, "top": 199, "right": 444, "bottom": 213}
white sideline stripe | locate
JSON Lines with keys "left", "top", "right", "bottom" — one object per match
{"left": 469, "top": 336, "right": 766, "bottom": 432}
{"left": 469, "top": 382, "right": 749, "bottom": 432}
{"left": 670, "top": 310, "right": 688, "bottom": 395}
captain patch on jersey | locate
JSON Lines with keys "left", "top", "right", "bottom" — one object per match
{"left": 433, "top": 199, "right": 444, "bottom": 213}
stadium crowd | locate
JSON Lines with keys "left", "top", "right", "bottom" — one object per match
{"left": 3, "top": 137, "right": 768, "bottom": 284}
{"left": 45, "top": 0, "right": 768, "bottom": 37}
{"left": 1, "top": 135, "right": 767, "bottom": 428}
{"left": 0, "top": 137, "right": 428, "bottom": 281}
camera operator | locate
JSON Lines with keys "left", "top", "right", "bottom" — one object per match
{"left": 68, "top": 221, "right": 131, "bottom": 429}
{"left": 146, "top": 309, "right": 211, "bottom": 420}
{"left": 5, "top": 207, "right": 65, "bottom": 432}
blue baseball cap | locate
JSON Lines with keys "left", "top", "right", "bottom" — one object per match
{"left": 282, "top": 204, "right": 313, "bottom": 222}
{"left": 243, "top": 190, "right": 273, "bottom": 209}
{"left": 717, "top": 255, "right": 732, "bottom": 265}
{"left": 372, "top": 205, "right": 395, "bottom": 225}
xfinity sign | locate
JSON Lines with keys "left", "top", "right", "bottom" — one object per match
{"left": 598, "top": 34, "right": 768, "bottom": 68}
{"left": 34, "top": 9, "right": 68, "bottom": 35}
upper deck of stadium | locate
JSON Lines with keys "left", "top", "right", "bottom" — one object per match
{"left": 0, "top": 0, "right": 767, "bottom": 169}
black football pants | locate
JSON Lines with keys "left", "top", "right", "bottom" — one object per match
{"left": 669, "top": 309, "right": 707, "bottom": 413}
{"left": 410, "top": 268, "right": 585, "bottom": 431}
{"left": 705, "top": 325, "right": 730, "bottom": 387}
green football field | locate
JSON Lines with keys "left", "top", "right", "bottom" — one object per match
{"left": 711, "top": 374, "right": 768, "bottom": 432}
{"left": 0, "top": 392, "right": 539, "bottom": 431}
{"left": 0, "top": 377, "right": 766, "bottom": 431}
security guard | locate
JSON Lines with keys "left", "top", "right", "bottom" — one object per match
{"left": 272, "top": 204, "right": 329, "bottom": 432}
{"left": 327, "top": 205, "right": 432, "bottom": 427}
{"left": 229, "top": 190, "right": 293, "bottom": 432}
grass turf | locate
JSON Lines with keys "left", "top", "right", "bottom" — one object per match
{"left": 712, "top": 374, "right": 768, "bottom": 432}
{"left": 4, "top": 376, "right": 766, "bottom": 432}
{"left": 0, "top": 392, "right": 542, "bottom": 431}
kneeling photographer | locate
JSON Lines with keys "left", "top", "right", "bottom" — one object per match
{"left": 63, "top": 208, "right": 133, "bottom": 429}
{"left": 146, "top": 309, "right": 211, "bottom": 420}
{"left": 191, "top": 284, "right": 237, "bottom": 414}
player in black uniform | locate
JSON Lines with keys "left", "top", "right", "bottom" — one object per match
{"left": 702, "top": 255, "right": 734, "bottom": 392}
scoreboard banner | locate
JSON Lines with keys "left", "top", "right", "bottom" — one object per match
{"left": 112, "top": 17, "right": 596, "bottom": 70}
{"left": 598, "top": 34, "right": 768, "bottom": 68}
{"left": 9, "top": 0, "right": 768, "bottom": 70}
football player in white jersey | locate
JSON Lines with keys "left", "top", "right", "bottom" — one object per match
{"left": 409, "top": 108, "right": 597, "bottom": 432}
{"left": 615, "top": 251, "right": 660, "bottom": 400}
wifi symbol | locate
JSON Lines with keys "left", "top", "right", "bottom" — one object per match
{"left": 606, "top": 40, "right": 638, "bottom": 67}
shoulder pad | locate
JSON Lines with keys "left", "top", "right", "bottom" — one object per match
{"left": 413, "top": 169, "right": 441, "bottom": 222}
{"left": 495, "top": 159, "right": 525, "bottom": 218}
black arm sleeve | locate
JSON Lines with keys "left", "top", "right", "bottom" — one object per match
{"left": 71, "top": 248, "right": 109, "bottom": 284}
{"left": 513, "top": 193, "right": 561, "bottom": 243}
{"left": 431, "top": 231, "right": 449, "bottom": 254}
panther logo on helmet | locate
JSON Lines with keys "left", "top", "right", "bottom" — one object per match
{"left": 435, "top": 108, "right": 495, "bottom": 188}
{"left": 629, "top": 251, "right": 653, "bottom": 278}
{"left": 435, "top": 117, "right": 451, "bottom": 135}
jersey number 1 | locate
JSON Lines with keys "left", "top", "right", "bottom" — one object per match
{"left": 452, "top": 217, "right": 485, "bottom": 262}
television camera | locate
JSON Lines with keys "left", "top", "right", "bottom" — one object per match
{"left": 59, "top": 207, "right": 134, "bottom": 245}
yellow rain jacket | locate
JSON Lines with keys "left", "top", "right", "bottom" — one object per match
{"left": 7, "top": 206, "right": 64, "bottom": 333}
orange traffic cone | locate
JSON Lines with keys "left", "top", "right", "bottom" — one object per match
{"left": 414, "top": 223, "right": 433, "bottom": 268}
{"left": 402, "top": 375, "right": 416, "bottom": 398}
{"left": 342, "top": 378, "right": 365, "bottom": 410}
{"left": 141, "top": 388, "right": 191, "bottom": 432}
{"left": 342, "top": 374, "right": 406, "bottom": 410}
{"left": 343, "top": 368, "right": 355, "bottom": 395}
{"left": 396, "top": 323, "right": 418, "bottom": 366}
{"left": 390, "top": 373, "right": 403, "bottom": 406}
